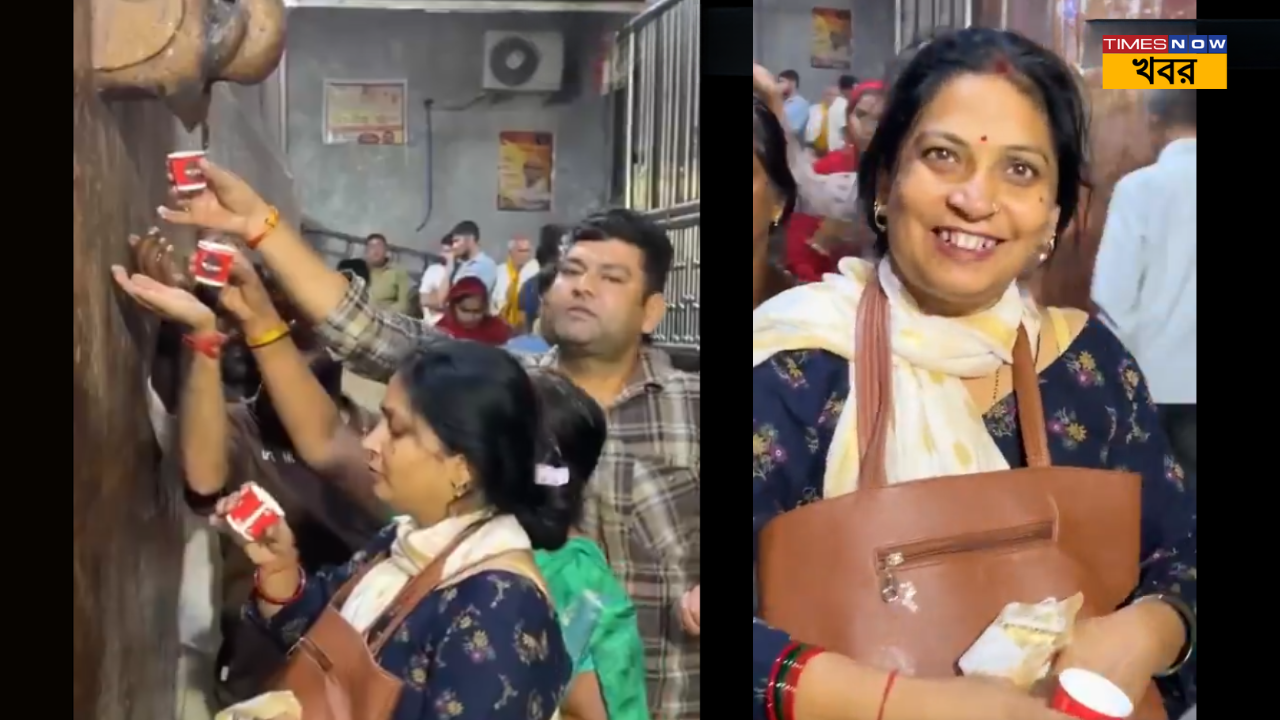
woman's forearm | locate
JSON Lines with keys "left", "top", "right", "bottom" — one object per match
{"left": 179, "top": 345, "right": 230, "bottom": 496}
{"left": 247, "top": 316, "right": 387, "bottom": 517}
{"left": 247, "top": 216, "right": 351, "bottom": 327}
{"left": 789, "top": 653, "right": 896, "bottom": 720}
{"left": 246, "top": 317, "right": 342, "bottom": 468}
{"left": 255, "top": 563, "right": 303, "bottom": 620}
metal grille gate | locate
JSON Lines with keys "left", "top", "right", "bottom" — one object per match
{"left": 612, "top": 0, "right": 700, "bottom": 350}
{"left": 896, "top": 0, "right": 972, "bottom": 51}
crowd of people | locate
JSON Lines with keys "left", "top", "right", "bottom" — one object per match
{"left": 116, "top": 151, "right": 700, "bottom": 718}
{"left": 752, "top": 27, "right": 1195, "bottom": 720}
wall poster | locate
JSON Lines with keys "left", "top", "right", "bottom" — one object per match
{"left": 497, "top": 131, "right": 554, "bottom": 212}
{"left": 323, "top": 80, "right": 407, "bottom": 145}
{"left": 811, "top": 8, "right": 853, "bottom": 69}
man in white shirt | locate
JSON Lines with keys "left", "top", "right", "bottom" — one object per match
{"left": 418, "top": 235, "right": 452, "bottom": 325}
{"left": 491, "top": 235, "right": 540, "bottom": 324}
{"left": 1092, "top": 89, "right": 1196, "bottom": 477}
{"left": 421, "top": 220, "right": 499, "bottom": 315}
{"left": 825, "top": 75, "right": 858, "bottom": 153}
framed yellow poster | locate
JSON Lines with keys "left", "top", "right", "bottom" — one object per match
{"left": 497, "top": 131, "right": 554, "bottom": 212}
{"left": 323, "top": 80, "right": 407, "bottom": 145}
{"left": 812, "top": 8, "right": 853, "bottom": 69}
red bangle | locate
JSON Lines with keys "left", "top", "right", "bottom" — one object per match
{"left": 782, "top": 646, "right": 824, "bottom": 720}
{"left": 876, "top": 670, "right": 899, "bottom": 720}
{"left": 183, "top": 330, "right": 227, "bottom": 359}
{"left": 765, "top": 641, "right": 800, "bottom": 720}
{"left": 253, "top": 566, "right": 305, "bottom": 606}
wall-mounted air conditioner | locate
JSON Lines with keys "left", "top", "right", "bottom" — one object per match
{"left": 482, "top": 31, "right": 565, "bottom": 93}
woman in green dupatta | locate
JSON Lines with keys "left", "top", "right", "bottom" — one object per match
{"left": 529, "top": 372, "right": 649, "bottom": 720}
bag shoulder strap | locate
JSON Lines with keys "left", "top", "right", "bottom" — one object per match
{"left": 1010, "top": 325, "right": 1051, "bottom": 468}
{"left": 854, "top": 272, "right": 892, "bottom": 490}
{"left": 354, "top": 521, "right": 486, "bottom": 655}
{"left": 366, "top": 530, "right": 549, "bottom": 655}
{"left": 853, "top": 272, "right": 1053, "bottom": 487}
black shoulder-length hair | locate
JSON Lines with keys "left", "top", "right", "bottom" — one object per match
{"left": 753, "top": 94, "right": 798, "bottom": 229}
{"left": 858, "top": 28, "right": 1089, "bottom": 256}
{"left": 398, "top": 340, "right": 573, "bottom": 550}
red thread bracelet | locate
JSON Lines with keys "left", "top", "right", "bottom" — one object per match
{"left": 876, "top": 670, "right": 899, "bottom": 720}
{"left": 253, "top": 566, "right": 305, "bottom": 606}
{"left": 765, "top": 641, "right": 800, "bottom": 720}
{"left": 782, "top": 646, "right": 824, "bottom": 720}
{"left": 183, "top": 330, "right": 227, "bottom": 359}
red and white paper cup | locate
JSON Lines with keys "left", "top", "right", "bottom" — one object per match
{"left": 167, "top": 150, "right": 207, "bottom": 193}
{"left": 192, "top": 240, "right": 236, "bottom": 287}
{"left": 1052, "top": 669, "right": 1134, "bottom": 719}
{"left": 224, "top": 482, "right": 284, "bottom": 543}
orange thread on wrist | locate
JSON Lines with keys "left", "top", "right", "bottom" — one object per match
{"left": 875, "top": 670, "right": 899, "bottom": 720}
{"left": 245, "top": 206, "right": 280, "bottom": 250}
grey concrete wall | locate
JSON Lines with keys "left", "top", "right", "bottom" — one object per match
{"left": 169, "top": 73, "right": 299, "bottom": 254}
{"left": 753, "top": 0, "right": 897, "bottom": 92}
{"left": 285, "top": 9, "right": 623, "bottom": 257}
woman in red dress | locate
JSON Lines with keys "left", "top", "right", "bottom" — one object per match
{"left": 784, "top": 81, "right": 886, "bottom": 282}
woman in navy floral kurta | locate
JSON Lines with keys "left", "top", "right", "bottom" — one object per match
{"left": 246, "top": 522, "right": 570, "bottom": 720}
{"left": 751, "top": 319, "right": 1197, "bottom": 718}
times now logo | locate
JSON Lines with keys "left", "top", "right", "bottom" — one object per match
{"left": 1102, "top": 34, "right": 1228, "bottom": 53}
{"left": 1103, "top": 35, "right": 1169, "bottom": 52}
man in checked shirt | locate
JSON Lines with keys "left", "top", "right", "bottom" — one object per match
{"left": 211, "top": 191, "right": 702, "bottom": 719}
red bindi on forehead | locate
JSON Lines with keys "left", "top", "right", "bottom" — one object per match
{"left": 990, "top": 56, "right": 1013, "bottom": 75}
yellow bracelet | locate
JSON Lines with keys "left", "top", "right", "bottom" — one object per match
{"left": 245, "top": 324, "right": 291, "bottom": 349}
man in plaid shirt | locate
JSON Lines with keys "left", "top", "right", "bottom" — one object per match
{"left": 313, "top": 210, "right": 701, "bottom": 719}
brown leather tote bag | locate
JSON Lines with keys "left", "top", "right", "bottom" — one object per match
{"left": 757, "top": 275, "right": 1166, "bottom": 718}
{"left": 271, "top": 524, "right": 485, "bottom": 720}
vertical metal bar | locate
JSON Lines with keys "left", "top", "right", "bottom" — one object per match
{"left": 689, "top": 1, "right": 700, "bottom": 204}
{"left": 895, "top": 0, "right": 903, "bottom": 52}
{"left": 278, "top": 50, "right": 290, "bottom": 153}
{"left": 643, "top": 25, "right": 656, "bottom": 212}
{"left": 671, "top": 7, "right": 686, "bottom": 342}
{"left": 965, "top": 0, "right": 973, "bottom": 29}
{"left": 623, "top": 33, "right": 636, "bottom": 208}
{"left": 661, "top": 11, "right": 674, "bottom": 211}
{"left": 680, "top": 1, "right": 693, "bottom": 206}
{"left": 1000, "top": 0, "right": 1008, "bottom": 29}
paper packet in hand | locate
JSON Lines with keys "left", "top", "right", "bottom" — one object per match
{"left": 214, "top": 690, "right": 301, "bottom": 720}
{"left": 958, "top": 593, "right": 1084, "bottom": 689}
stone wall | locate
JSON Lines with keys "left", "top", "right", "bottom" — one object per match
{"left": 74, "top": 0, "right": 184, "bottom": 716}
{"left": 74, "top": 2, "right": 292, "bottom": 717}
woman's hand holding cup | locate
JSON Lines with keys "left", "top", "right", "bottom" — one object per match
{"left": 160, "top": 158, "right": 275, "bottom": 240}
{"left": 213, "top": 487, "right": 300, "bottom": 572}
{"left": 216, "top": 251, "right": 285, "bottom": 337}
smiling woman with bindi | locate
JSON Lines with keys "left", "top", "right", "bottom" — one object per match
{"left": 751, "top": 27, "right": 1195, "bottom": 720}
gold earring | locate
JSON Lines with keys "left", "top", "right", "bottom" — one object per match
{"left": 1039, "top": 235, "right": 1057, "bottom": 264}
{"left": 452, "top": 479, "right": 472, "bottom": 500}
{"left": 872, "top": 201, "right": 889, "bottom": 232}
